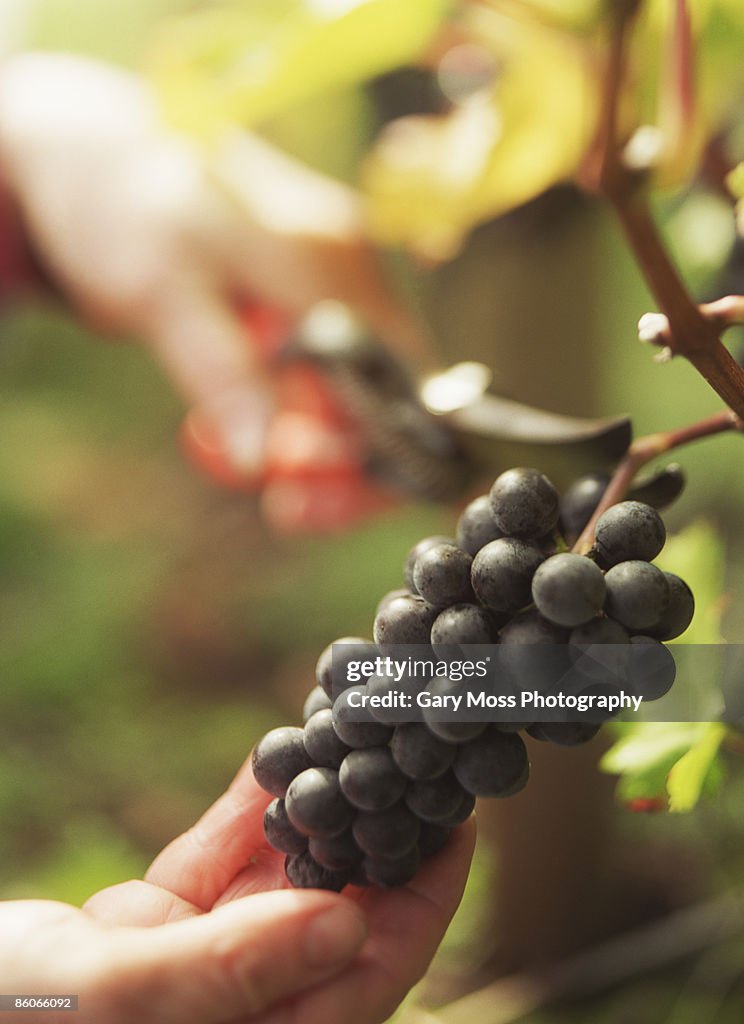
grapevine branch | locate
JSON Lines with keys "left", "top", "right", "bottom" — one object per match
{"left": 581, "top": 0, "right": 744, "bottom": 414}
{"left": 573, "top": 408, "right": 742, "bottom": 554}
{"left": 574, "top": 0, "right": 744, "bottom": 545}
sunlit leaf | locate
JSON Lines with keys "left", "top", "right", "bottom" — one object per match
{"left": 364, "top": 9, "right": 595, "bottom": 259}
{"left": 150, "top": 0, "right": 451, "bottom": 138}
{"left": 666, "top": 721, "right": 726, "bottom": 812}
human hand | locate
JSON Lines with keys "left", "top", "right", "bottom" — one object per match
{"left": 0, "top": 755, "right": 475, "bottom": 1024}
{"left": 0, "top": 54, "right": 430, "bottom": 531}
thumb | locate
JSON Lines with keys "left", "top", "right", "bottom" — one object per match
{"left": 95, "top": 890, "right": 367, "bottom": 1024}
{"left": 140, "top": 281, "right": 273, "bottom": 480}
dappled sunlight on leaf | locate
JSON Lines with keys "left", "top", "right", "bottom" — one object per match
{"left": 149, "top": 0, "right": 450, "bottom": 138}
{"left": 364, "top": 10, "right": 595, "bottom": 258}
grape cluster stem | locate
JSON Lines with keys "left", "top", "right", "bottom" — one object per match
{"left": 573, "top": 409, "right": 742, "bottom": 555}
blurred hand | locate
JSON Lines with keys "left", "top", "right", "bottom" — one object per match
{"left": 0, "top": 757, "right": 475, "bottom": 1024}
{"left": 0, "top": 54, "right": 429, "bottom": 531}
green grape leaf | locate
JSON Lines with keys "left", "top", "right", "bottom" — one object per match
{"left": 601, "top": 722, "right": 720, "bottom": 808}
{"left": 666, "top": 722, "right": 726, "bottom": 812}
{"left": 363, "top": 9, "right": 595, "bottom": 259}
{"left": 150, "top": 0, "right": 451, "bottom": 137}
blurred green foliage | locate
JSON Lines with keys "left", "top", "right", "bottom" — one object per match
{"left": 4, "top": 3, "right": 744, "bottom": 1023}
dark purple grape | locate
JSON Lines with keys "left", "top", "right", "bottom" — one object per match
{"left": 646, "top": 573, "right": 694, "bottom": 640}
{"left": 284, "top": 851, "right": 350, "bottom": 891}
{"left": 404, "top": 535, "right": 455, "bottom": 592}
{"left": 376, "top": 588, "right": 412, "bottom": 617}
{"left": 373, "top": 594, "right": 438, "bottom": 648}
{"left": 390, "top": 723, "right": 456, "bottom": 780}
{"left": 559, "top": 473, "right": 609, "bottom": 544}
{"left": 439, "top": 790, "right": 476, "bottom": 826}
{"left": 604, "top": 561, "right": 670, "bottom": 631}
{"left": 302, "top": 686, "right": 332, "bottom": 722}
{"left": 315, "top": 637, "right": 375, "bottom": 699}
{"left": 364, "top": 847, "right": 421, "bottom": 888}
{"left": 431, "top": 603, "right": 501, "bottom": 651}
{"left": 628, "top": 636, "right": 677, "bottom": 700}
{"left": 352, "top": 803, "right": 420, "bottom": 859}
{"left": 412, "top": 543, "right": 473, "bottom": 607}
{"left": 264, "top": 798, "right": 307, "bottom": 855}
{"left": 569, "top": 616, "right": 630, "bottom": 683}
{"left": 285, "top": 767, "right": 354, "bottom": 838}
{"left": 499, "top": 608, "right": 568, "bottom": 644}
{"left": 339, "top": 747, "right": 407, "bottom": 811}
{"left": 531, "top": 553, "right": 606, "bottom": 628}
{"left": 471, "top": 537, "right": 545, "bottom": 614}
{"left": 417, "top": 821, "right": 453, "bottom": 857}
{"left": 332, "top": 686, "right": 394, "bottom": 748}
{"left": 252, "top": 727, "right": 312, "bottom": 798}
{"left": 456, "top": 494, "right": 504, "bottom": 555}
{"left": 405, "top": 771, "right": 468, "bottom": 823}
{"left": 421, "top": 675, "right": 487, "bottom": 744}
{"left": 303, "top": 708, "right": 351, "bottom": 768}
{"left": 527, "top": 722, "right": 601, "bottom": 746}
{"left": 594, "top": 501, "right": 665, "bottom": 567}
{"left": 309, "top": 830, "right": 363, "bottom": 870}
{"left": 454, "top": 728, "right": 529, "bottom": 797}
{"left": 489, "top": 467, "right": 560, "bottom": 539}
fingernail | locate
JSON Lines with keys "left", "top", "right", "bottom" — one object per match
{"left": 303, "top": 904, "right": 367, "bottom": 968}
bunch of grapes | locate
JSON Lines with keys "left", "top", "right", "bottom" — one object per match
{"left": 252, "top": 467, "right": 694, "bottom": 891}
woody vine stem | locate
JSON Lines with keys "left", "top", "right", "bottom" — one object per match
{"left": 573, "top": 0, "right": 744, "bottom": 555}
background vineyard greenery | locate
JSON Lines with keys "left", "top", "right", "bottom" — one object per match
{"left": 3, "top": 1, "right": 744, "bottom": 1020}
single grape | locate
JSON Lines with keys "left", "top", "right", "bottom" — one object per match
{"left": 594, "top": 501, "right": 666, "bottom": 567}
{"left": 285, "top": 851, "right": 350, "bottom": 891}
{"left": 309, "top": 830, "right": 363, "bottom": 871}
{"left": 604, "top": 561, "right": 670, "bottom": 631}
{"left": 373, "top": 594, "right": 438, "bottom": 648}
{"left": 390, "top": 723, "right": 456, "bottom": 780}
{"left": 531, "top": 553, "right": 607, "bottom": 628}
{"left": 302, "top": 686, "right": 332, "bottom": 723}
{"left": 376, "top": 588, "right": 412, "bottom": 617}
{"left": 252, "top": 727, "right": 312, "bottom": 798}
{"left": 422, "top": 675, "right": 487, "bottom": 744}
{"left": 404, "top": 535, "right": 456, "bottom": 592}
{"left": 439, "top": 790, "right": 476, "bottom": 826}
{"left": 456, "top": 494, "right": 503, "bottom": 555}
{"left": 569, "top": 616, "right": 630, "bottom": 684}
{"left": 332, "top": 686, "right": 394, "bottom": 748}
{"left": 405, "top": 771, "right": 468, "bottom": 823}
{"left": 364, "top": 847, "right": 421, "bottom": 888}
{"left": 646, "top": 573, "right": 694, "bottom": 640}
{"left": 527, "top": 722, "right": 601, "bottom": 746}
{"left": 315, "top": 637, "right": 375, "bottom": 699}
{"left": 339, "top": 747, "right": 407, "bottom": 811}
{"left": 413, "top": 543, "right": 473, "bottom": 608}
{"left": 454, "top": 728, "right": 529, "bottom": 797}
{"left": 417, "top": 821, "right": 453, "bottom": 857}
{"left": 264, "top": 798, "right": 308, "bottom": 855}
{"left": 560, "top": 473, "right": 610, "bottom": 544}
{"left": 304, "top": 708, "right": 351, "bottom": 768}
{"left": 489, "top": 467, "right": 560, "bottom": 539}
{"left": 285, "top": 767, "right": 354, "bottom": 838}
{"left": 471, "top": 537, "right": 545, "bottom": 614}
{"left": 353, "top": 803, "right": 421, "bottom": 859}
{"left": 499, "top": 608, "right": 568, "bottom": 644}
{"left": 628, "top": 636, "right": 677, "bottom": 700}
{"left": 431, "top": 603, "right": 501, "bottom": 652}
